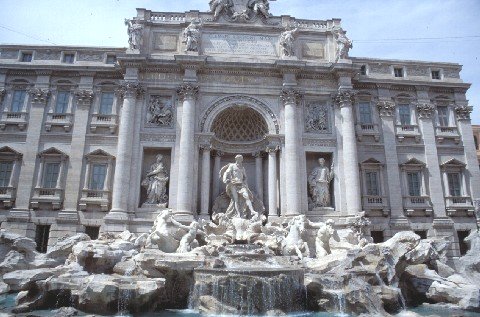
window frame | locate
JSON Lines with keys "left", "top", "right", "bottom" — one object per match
{"left": 11, "top": 89, "right": 27, "bottom": 113}
{"left": 62, "top": 52, "right": 76, "bottom": 64}
{"left": 358, "top": 101, "right": 373, "bottom": 125}
{"left": 98, "top": 91, "right": 114, "bottom": 115}
{"left": 20, "top": 52, "right": 33, "bottom": 62}
{"left": 400, "top": 158, "right": 428, "bottom": 198}
{"left": 0, "top": 160, "right": 14, "bottom": 187}
{"left": 398, "top": 103, "right": 411, "bottom": 125}
{"left": 394, "top": 67, "right": 404, "bottom": 78}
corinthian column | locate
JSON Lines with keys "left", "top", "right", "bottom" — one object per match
{"left": 200, "top": 144, "right": 212, "bottom": 216}
{"left": 175, "top": 83, "right": 199, "bottom": 219}
{"left": 281, "top": 89, "right": 302, "bottom": 216}
{"left": 334, "top": 90, "right": 362, "bottom": 213}
{"left": 110, "top": 81, "right": 144, "bottom": 214}
{"left": 267, "top": 146, "right": 278, "bottom": 216}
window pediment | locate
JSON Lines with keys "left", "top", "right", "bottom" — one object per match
{"left": 400, "top": 158, "right": 426, "bottom": 169}
{"left": 0, "top": 146, "right": 22, "bottom": 159}
{"left": 85, "top": 149, "right": 115, "bottom": 160}
{"left": 38, "top": 147, "right": 68, "bottom": 159}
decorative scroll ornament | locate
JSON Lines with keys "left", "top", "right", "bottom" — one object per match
{"left": 124, "top": 19, "right": 144, "bottom": 50}
{"left": 183, "top": 20, "right": 201, "bottom": 53}
{"left": 416, "top": 102, "right": 436, "bottom": 119}
{"left": 28, "top": 88, "right": 50, "bottom": 104}
{"left": 147, "top": 96, "right": 173, "bottom": 127}
{"left": 209, "top": 0, "right": 273, "bottom": 23}
{"left": 333, "top": 90, "right": 355, "bottom": 107}
{"left": 74, "top": 90, "right": 94, "bottom": 106}
{"left": 177, "top": 84, "right": 199, "bottom": 101}
{"left": 305, "top": 103, "right": 330, "bottom": 133}
{"left": 454, "top": 104, "right": 473, "bottom": 120}
{"left": 280, "top": 28, "right": 299, "bottom": 57}
{"left": 117, "top": 81, "right": 145, "bottom": 99}
{"left": 376, "top": 100, "right": 396, "bottom": 117}
{"left": 280, "top": 89, "right": 302, "bottom": 105}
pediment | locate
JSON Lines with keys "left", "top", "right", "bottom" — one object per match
{"left": 401, "top": 158, "right": 425, "bottom": 167}
{"left": 86, "top": 149, "right": 115, "bottom": 158}
{"left": 38, "top": 147, "right": 68, "bottom": 158}
{"left": 362, "top": 158, "right": 382, "bottom": 165}
{"left": 0, "top": 146, "right": 22, "bottom": 158}
{"left": 441, "top": 158, "right": 465, "bottom": 167}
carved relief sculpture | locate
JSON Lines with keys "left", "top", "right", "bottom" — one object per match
{"left": 333, "top": 27, "right": 352, "bottom": 61}
{"left": 305, "top": 103, "right": 330, "bottom": 133}
{"left": 141, "top": 154, "right": 169, "bottom": 207}
{"left": 308, "top": 158, "right": 334, "bottom": 208}
{"left": 280, "top": 28, "right": 298, "bottom": 57}
{"left": 125, "top": 19, "right": 144, "bottom": 50}
{"left": 147, "top": 96, "right": 173, "bottom": 127}
{"left": 183, "top": 20, "right": 201, "bottom": 52}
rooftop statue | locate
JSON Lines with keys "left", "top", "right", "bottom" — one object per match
{"left": 124, "top": 18, "right": 143, "bottom": 50}
{"left": 209, "top": 0, "right": 231, "bottom": 20}
{"left": 250, "top": 0, "right": 271, "bottom": 19}
{"left": 333, "top": 26, "right": 352, "bottom": 61}
{"left": 183, "top": 21, "right": 201, "bottom": 52}
{"left": 280, "top": 27, "right": 298, "bottom": 57}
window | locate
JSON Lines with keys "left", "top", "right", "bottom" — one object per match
{"left": 398, "top": 104, "right": 411, "bottom": 125}
{"left": 99, "top": 92, "right": 114, "bottom": 115}
{"left": 360, "top": 65, "right": 367, "bottom": 75}
{"left": 370, "top": 231, "right": 384, "bottom": 243}
{"left": 365, "top": 171, "right": 379, "bottom": 196}
{"left": 63, "top": 53, "right": 75, "bottom": 64}
{"left": 447, "top": 172, "right": 462, "bottom": 196}
{"left": 11, "top": 90, "right": 26, "bottom": 112}
{"left": 85, "top": 226, "right": 100, "bottom": 240}
{"left": 358, "top": 102, "right": 373, "bottom": 124}
{"left": 106, "top": 55, "right": 117, "bottom": 64}
{"left": 394, "top": 67, "right": 404, "bottom": 78}
{"left": 458, "top": 230, "right": 470, "bottom": 256}
{"left": 35, "top": 225, "right": 51, "bottom": 253}
{"left": 90, "top": 164, "right": 107, "bottom": 190}
{"left": 437, "top": 106, "right": 449, "bottom": 126}
{"left": 0, "top": 161, "right": 13, "bottom": 187}
{"left": 21, "top": 52, "right": 32, "bottom": 62}
{"left": 431, "top": 70, "right": 441, "bottom": 80}
{"left": 474, "top": 136, "right": 478, "bottom": 150}
{"left": 407, "top": 171, "right": 421, "bottom": 196}
{"left": 414, "top": 230, "right": 427, "bottom": 239}
{"left": 43, "top": 163, "right": 60, "bottom": 188}
{"left": 55, "top": 91, "right": 69, "bottom": 113}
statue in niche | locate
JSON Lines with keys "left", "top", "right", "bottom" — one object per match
{"left": 183, "top": 21, "right": 201, "bottom": 52}
{"left": 280, "top": 28, "right": 298, "bottom": 57}
{"left": 147, "top": 96, "right": 173, "bottom": 126}
{"left": 209, "top": 0, "right": 231, "bottom": 20}
{"left": 305, "top": 103, "right": 329, "bottom": 133}
{"left": 250, "top": 0, "right": 270, "bottom": 19}
{"left": 308, "top": 158, "right": 334, "bottom": 208}
{"left": 124, "top": 19, "right": 143, "bottom": 50}
{"left": 141, "top": 154, "right": 169, "bottom": 206}
{"left": 333, "top": 27, "right": 352, "bottom": 61}
{"left": 220, "top": 154, "right": 258, "bottom": 219}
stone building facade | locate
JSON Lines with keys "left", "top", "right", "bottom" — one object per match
{"left": 0, "top": 1, "right": 479, "bottom": 257}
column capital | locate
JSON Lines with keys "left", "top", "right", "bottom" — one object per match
{"left": 199, "top": 143, "right": 212, "bottom": 151}
{"left": 280, "top": 88, "right": 302, "bottom": 105}
{"left": 376, "top": 100, "right": 396, "bottom": 117}
{"left": 74, "top": 89, "right": 94, "bottom": 107}
{"left": 117, "top": 81, "right": 145, "bottom": 99}
{"left": 177, "top": 83, "right": 199, "bottom": 101}
{"left": 266, "top": 145, "right": 279, "bottom": 155}
{"left": 252, "top": 151, "right": 264, "bottom": 158}
{"left": 28, "top": 88, "right": 51, "bottom": 104}
{"left": 415, "top": 102, "right": 435, "bottom": 119}
{"left": 454, "top": 104, "right": 473, "bottom": 121}
{"left": 214, "top": 150, "right": 224, "bottom": 157}
{"left": 333, "top": 89, "right": 355, "bottom": 108}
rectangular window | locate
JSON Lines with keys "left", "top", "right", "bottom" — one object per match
{"left": 398, "top": 104, "right": 411, "bottom": 125}
{"left": 0, "top": 161, "right": 13, "bottom": 187}
{"left": 11, "top": 90, "right": 26, "bottom": 112}
{"left": 447, "top": 172, "right": 462, "bottom": 197}
{"left": 99, "top": 92, "right": 114, "bottom": 115}
{"left": 431, "top": 70, "right": 441, "bottom": 80}
{"left": 55, "top": 91, "right": 69, "bottom": 113}
{"left": 90, "top": 164, "right": 107, "bottom": 190}
{"left": 407, "top": 172, "right": 421, "bottom": 196}
{"left": 394, "top": 67, "right": 404, "bottom": 78}
{"left": 358, "top": 102, "right": 373, "bottom": 124}
{"left": 360, "top": 65, "right": 367, "bottom": 75}
{"left": 63, "top": 53, "right": 75, "bottom": 63}
{"left": 21, "top": 52, "right": 32, "bottom": 62}
{"left": 365, "top": 171, "right": 379, "bottom": 196}
{"left": 437, "top": 106, "right": 449, "bottom": 127}
{"left": 35, "top": 224, "right": 51, "bottom": 253}
{"left": 106, "top": 55, "right": 117, "bottom": 64}
{"left": 43, "top": 163, "right": 60, "bottom": 188}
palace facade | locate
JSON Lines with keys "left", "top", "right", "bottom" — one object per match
{"left": 0, "top": 1, "right": 479, "bottom": 257}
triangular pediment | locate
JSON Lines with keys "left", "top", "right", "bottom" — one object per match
{"left": 0, "top": 146, "right": 22, "bottom": 158}
{"left": 362, "top": 158, "right": 382, "bottom": 165}
{"left": 38, "top": 147, "right": 68, "bottom": 158}
{"left": 401, "top": 158, "right": 425, "bottom": 167}
{"left": 441, "top": 158, "right": 465, "bottom": 167}
{"left": 86, "top": 149, "right": 115, "bottom": 158}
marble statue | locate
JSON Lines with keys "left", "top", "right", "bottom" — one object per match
{"left": 280, "top": 28, "right": 298, "bottom": 57}
{"left": 141, "top": 155, "right": 169, "bottom": 206}
{"left": 282, "top": 215, "right": 310, "bottom": 259}
{"left": 145, "top": 209, "right": 185, "bottom": 251}
{"left": 176, "top": 221, "right": 205, "bottom": 253}
{"left": 147, "top": 97, "right": 173, "bottom": 126}
{"left": 251, "top": 0, "right": 270, "bottom": 19}
{"left": 348, "top": 211, "right": 373, "bottom": 247}
{"left": 209, "top": 0, "right": 230, "bottom": 20}
{"left": 124, "top": 19, "right": 143, "bottom": 50}
{"left": 308, "top": 158, "right": 334, "bottom": 208}
{"left": 220, "top": 154, "right": 258, "bottom": 219}
{"left": 333, "top": 27, "right": 352, "bottom": 61}
{"left": 183, "top": 21, "right": 201, "bottom": 52}
{"left": 308, "top": 219, "right": 340, "bottom": 257}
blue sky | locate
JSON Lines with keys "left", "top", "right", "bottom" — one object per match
{"left": 0, "top": 0, "right": 479, "bottom": 124}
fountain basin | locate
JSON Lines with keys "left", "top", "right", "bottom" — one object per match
{"left": 190, "top": 267, "right": 305, "bottom": 315}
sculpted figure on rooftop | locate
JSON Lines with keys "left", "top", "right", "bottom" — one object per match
{"left": 251, "top": 0, "right": 271, "bottom": 19}
{"left": 183, "top": 21, "right": 201, "bottom": 52}
{"left": 125, "top": 18, "right": 143, "bottom": 50}
{"left": 209, "top": 0, "right": 231, "bottom": 20}
{"left": 280, "top": 28, "right": 298, "bottom": 57}
{"left": 333, "top": 27, "right": 352, "bottom": 61}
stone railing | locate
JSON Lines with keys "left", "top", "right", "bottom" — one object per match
{"left": 403, "top": 196, "right": 433, "bottom": 216}
{"left": 435, "top": 126, "right": 460, "bottom": 143}
{"left": 0, "top": 186, "right": 16, "bottom": 208}
{"left": 356, "top": 123, "right": 380, "bottom": 141}
{"left": 293, "top": 19, "right": 328, "bottom": 29}
{"left": 45, "top": 113, "right": 74, "bottom": 132}
{"left": 90, "top": 114, "right": 118, "bottom": 134}
{"left": 149, "top": 12, "right": 186, "bottom": 23}
{"left": 0, "top": 111, "right": 28, "bottom": 130}
{"left": 31, "top": 188, "right": 63, "bottom": 210}
{"left": 362, "top": 195, "right": 389, "bottom": 216}
{"left": 395, "top": 124, "right": 420, "bottom": 142}
{"left": 79, "top": 189, "right": 110, "bottom": 211}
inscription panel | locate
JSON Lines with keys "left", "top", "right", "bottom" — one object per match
{"left": 153, "top": 33, "right": 178, "bottom": 52}
{"left": 303, "top": 42, "right": 325, "bottom": 59}
{"left": 202, "top": 33, "right": 277, "bottom": 56}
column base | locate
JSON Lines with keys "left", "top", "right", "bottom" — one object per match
{"left": 172, "top": 211, "right": 195, "bottom": 223}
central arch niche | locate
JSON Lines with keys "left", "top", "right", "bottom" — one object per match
{"left": 211, "top": 106, "right": 268, "bottom": 143}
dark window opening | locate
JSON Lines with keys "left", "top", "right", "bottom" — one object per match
{"left": 35, "top": 224, "right": 51, "bottom": 253}
{"left": 414, "top": 230, "right": 427, "bottom": 239}
{"left": 431, "top": 70, "right": 441, "bottom": 80}
{"left": 63, "top": 53, "right": 75, "bottom": 63}
{"left": 394, "top": 67, "right": 404, "bottom": 78}
{"left": 371, "top": 230, "right": 384, "bottom": 243}
{"left": 21, "top": 53, "right": 32, "bottom": 62}
{"left": 474, "top": 136, "right": 478, "bottom": 150}
{"left": 85, "top": 226, "right": 100, "bottom": 240}
{"left": 106, "top": 55, "right": 117, "bottom": 64}
{"left": 360, "top": 65, "right": 367, "bottom": 75}
{"left": 458, "top": 230, "right": 470, "bottom": 256}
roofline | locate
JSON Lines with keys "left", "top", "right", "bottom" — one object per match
{"left": 351, "top": 56, "right": 461, "bottom": 68}
{"left": 0, "top": 44, "right": 126, "bottom": 51}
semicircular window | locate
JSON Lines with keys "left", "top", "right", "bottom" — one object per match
{"left": 211, "top": 106, "right": 268, "bottom": 142}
